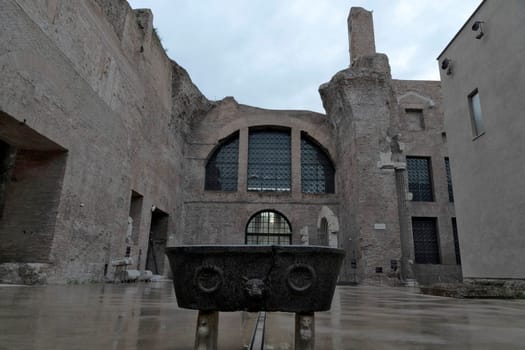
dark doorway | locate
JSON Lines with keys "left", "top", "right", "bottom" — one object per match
{"left": 128, "top": 191, "right": 143, "bottom": 246}
{"left": 146, "top": 208, "right": 168, "bottom": 275}
{"left": 0, "top": 139, "right": 16, "bottom": 218}
{"left": 0, "top": 112, "right": 67, "bottom": 264}
{"left": 319, "top": 218, "right": 329, "bottom": 246}
{"left": 0, "top": 144, "right": 67, "bottom": 263}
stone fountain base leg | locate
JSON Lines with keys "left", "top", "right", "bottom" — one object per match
{"left": 194, "top": 311, "right": 219, "bottom": 350}
{"left": 295, "top": 312, "right": 315, "bottom": 350}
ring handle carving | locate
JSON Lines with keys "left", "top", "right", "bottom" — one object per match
{"left": 194, "top": 265, "right": 224, "bottom": 294}
{"left": 286, "top": 263, "right": 317, "bottom": 293}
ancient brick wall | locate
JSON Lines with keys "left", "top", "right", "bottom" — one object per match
{"left": 181, "top": 99, "right": 339, "bottom": 251}
{"left": 0, "top": 0, "right": 207, "bottom": 282}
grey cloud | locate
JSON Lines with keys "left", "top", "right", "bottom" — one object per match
{"left": 128, "top": 0, "right": 480, "bottom": 112}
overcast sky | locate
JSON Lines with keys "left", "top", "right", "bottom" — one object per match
{"left": 127, "top": 1, "right": 481, "bottom": 112}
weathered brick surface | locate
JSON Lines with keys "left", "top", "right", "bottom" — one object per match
{"left": 181, "top": 99, "right": 340, "bottom": 252}
{"left": 0, "top": 0, "right": 206, "bottom": 283}
{"left": 0, "top": 1, "right": 459, "bottom": 286}
{"left": 320, "top": 40, "right": 459, "bottom": 283}
{"left": 0, "top": 150, "right": 66, "bottom": 263}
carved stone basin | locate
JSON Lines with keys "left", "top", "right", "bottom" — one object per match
{"left": 166, "top": 245, "right": 345, "bottom": 313}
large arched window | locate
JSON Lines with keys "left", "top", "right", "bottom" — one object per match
{"left": 301, "top": 133, "right": 335, "bottom": 193}
{"left": 204, "top": 128, "right": 335, "bottom": 194}
{"left": 204, "top": 132, "right": 239, "bottom": 191}
{"left": 246, "top": 210, "right": 292, "bottom": 245}
{"left": 248, "top": 129, "right": 291, "bottom": 192}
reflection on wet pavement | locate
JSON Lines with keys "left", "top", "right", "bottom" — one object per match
{"left": 1, "top": 283, "right": 524, "bottom": 349}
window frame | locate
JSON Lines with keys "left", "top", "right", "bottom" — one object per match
{"left": 204, "top": 132, "right": 240, "bottom": 192}
{"left": 406, "top": 156, "right": 434, "bottom": 202}
{"left": 444, "top": 157, "right": 454, "bottom": 202}
{"left": 301, "top": 132, "right": 335, "bottom": 194}
{"left": 247, "top": 127, "right": 292, "bottom": 192}
{"left": 411, "top": 217, "right": 441, "bottom": 264}
{"left": 245, "top": 210, "right": 292, "bottom": 245}
{"left": 452, "top": 217, "right": 461, "bottom": 265}
{"left": 404, "top": 108, "right": 425, "bottom": 131}
{"left": 468, "top": 89, "right": 485, "bottom": 138}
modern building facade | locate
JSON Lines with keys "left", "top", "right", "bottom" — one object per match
{"left": 438, "top": 0, "right": 525, "bottom": 283}
{"left": 0, "top": 0, "right": 461, "bottom": 285}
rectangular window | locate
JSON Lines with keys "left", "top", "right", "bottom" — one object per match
{"left": 445, "top": 157, "right": 454, "bottom": 202}
{"left": 469, "top": 89, "right": 485, "bottom": 137}
{"left": 405, "top": 108, "right": 425, "bottom": 131}
{"left": 412, "top": 217, "right": 440, "bottom": 264}
{"left": 452, "top": 218, "right": 461, "bottom": 265}
{"left": 407, "top": 157, "right": 434, "bottom": 201}
{"left": 248, "top": 130, "right": 291, "bottom": 192}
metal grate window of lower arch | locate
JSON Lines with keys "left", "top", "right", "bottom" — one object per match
{"left": 205, "top": 134, "right": 239, "bottom": 191}
{"left": 301, "top": 135, "right": 335, "bottom": 193}
{"left": 248, "top": 130, "right": 291, "bottom": 192}
{"left": 246, "top": 211, "right": 292, "bottom": 245}
{"left": 407, "top": 157, "right": 433, "bottom": 201}
{"left": 412, "top": 217, "right": 440, "bottom": 264}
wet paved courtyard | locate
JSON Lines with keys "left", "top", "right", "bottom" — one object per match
{"left": 1, "top": 282, "right": 524, "bottom": 350}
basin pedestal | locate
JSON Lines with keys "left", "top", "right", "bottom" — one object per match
{"left": 166, "top": 245, "right": 345, "bottom": 349}
{"left": 194, "top": 311, "right": 218, "bottom": 350}
{"left": 295, "top": 312, "right": 315, "bottom": 350}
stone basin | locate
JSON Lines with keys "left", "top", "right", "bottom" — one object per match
{"left": 166, "top": 245, "right": 345, "bottom": 313}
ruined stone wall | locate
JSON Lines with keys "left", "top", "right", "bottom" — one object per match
{"left": 0, "top": 0, "right": 207, "bottom": 283}
{"left": 393, "top": 79, "right": 460, "bottom": 283}
{"left": 320, "top": 54, "right": 403, "bottom": 284}
{"left": 320, "top": 66, "right": 459, "bottom": 285}
{"left": 319, "top": 7, "right": 460, "bottom": 286}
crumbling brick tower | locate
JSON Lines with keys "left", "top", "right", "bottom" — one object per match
{"left": 321, "top": 8, "right": 412, "bottom": 284}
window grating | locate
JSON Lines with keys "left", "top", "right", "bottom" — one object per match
{"left": 246, "top": 211, "right": 292, "bottom": 245}
{"left": 407, "top": 157, "right": 433, "bottom": 201}
{"left": 445, "top": 157, "right": 454, "bottom": 202}
{"left": 452, "top": 218, "right": 461, "bottom": 265}
{"left": 248, "top": 130, "right": 291, "bottom": 192}
{"left": 301, "top": 135, "right": 335, "bottom": 193}
{"left": 412, "top": 217, "right": 440, "bottom": 264}
{"left": 205, "top": 134, "right": 239, "bottom": 191}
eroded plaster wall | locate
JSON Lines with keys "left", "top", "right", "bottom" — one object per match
{"left": 439, "top": 0, "right": 525, "bottom": 280}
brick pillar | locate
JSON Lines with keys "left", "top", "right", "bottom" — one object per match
{"left": 238, "top": 128, "right": 249, "bottom": 194}
{"left": 348, "top": 7, "right": 376, "bottom": 63}
{"left": 291, "top": 128, "right": 301, "bottom": 198}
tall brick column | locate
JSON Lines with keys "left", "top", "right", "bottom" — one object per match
{"left": 348, "top": 7, "right": 376, "bottom": 62}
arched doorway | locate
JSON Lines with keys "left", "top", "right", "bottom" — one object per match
{"left": 319, "top": 218, "right": 329, "bottom": 246}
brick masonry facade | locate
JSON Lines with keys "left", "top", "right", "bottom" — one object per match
{"left": 0, "top": 1, "right": 460, "bottom": 285}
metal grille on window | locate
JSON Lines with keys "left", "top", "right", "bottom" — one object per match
{"left": 407, "top": 157, "right": 433, "bottom": 201}
{"left": 452, "top": 218, "right": 461, "bottom": 265}
{"left": 205, "top": 134, "right": 239, "bottom": 191}
{"left": 412, "top": 217, "right": 440, "bottom": 264}
{"left": 248, "top": 130, "right": 291, "bottom": 192}
{"left": 246, "top": 211, "right": 292, "bottom": 245}
{"left": 445, "top": 157, "right": 454, "bottom": 202}
{"left": 301, "top": 135, "right": 335, "bottom": 193}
